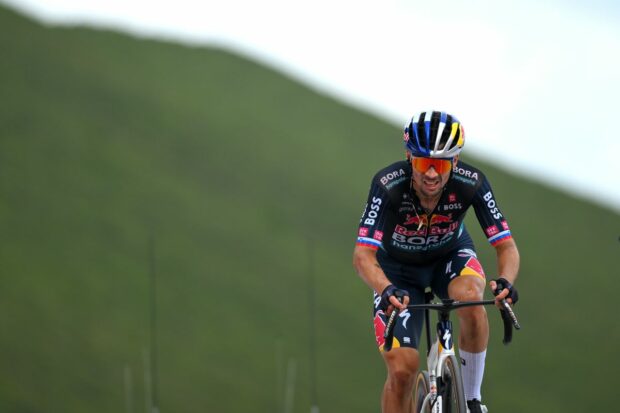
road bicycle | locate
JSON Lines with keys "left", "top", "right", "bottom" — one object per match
{"left": 383, "top": 292, "right": 520, "bottom": 413}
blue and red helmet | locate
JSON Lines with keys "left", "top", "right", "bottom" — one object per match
{"left": 404, "top": 111, "right": 465, "bottom": 158}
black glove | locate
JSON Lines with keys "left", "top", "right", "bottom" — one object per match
{"left": 493, "top": 277, "right": 519, "bottom": 304}
{"left": 380, "top": 284, "right": 409, "bottom": 312}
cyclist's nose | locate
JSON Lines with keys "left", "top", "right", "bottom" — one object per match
{"left": 424, "top": 167, "right": 439, "bottom": 178}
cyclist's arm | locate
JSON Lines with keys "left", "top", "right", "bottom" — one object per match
{"left": 354, "top": 176, "right": 391, "bottom": 294}
{"left": 354, "top": 171, "right": 408, "bottom": 310}
{"left": 352, "top": 245, "right": 408, "bottom": 310}
{"left": 493, "top": 238, "right": 519, "bottom": 286}
{"left": 353, "top": 245, "right": 391, "bottom": 295}
{"left": 470, "top": 174, "right": 520, "bottom": 302}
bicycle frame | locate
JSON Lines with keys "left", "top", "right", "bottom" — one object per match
{"left": 421, "top": 310, "right": 455, "bottom": 413}
{"left": 383, "top": 296, "right": 520, "bottom": 413}
{"left": 417, "top": 303, "right": 468, "bottom": 412}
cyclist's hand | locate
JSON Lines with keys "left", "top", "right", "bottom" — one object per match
{"left": 490, "top": 277, "right": 519, "bottom": 308}
{"left": 380, "top": 284, "right": 410, "bottom": 315}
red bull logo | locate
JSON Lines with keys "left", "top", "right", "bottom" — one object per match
{"left": 374, "top": 312, "right": 386, "bottom": 347}
{"left": 404, "top": 214, "right": 428, "bottom": 227}
{"left": 403, "top": 213, "right": 454, "bottom": 230}
{"left": 395, "top": 224, "right": 425, "bottom": 236}
{"left": 428, "top": 221, "right": 460, "bottom": 235}
{"left": 430, "top": 213, "right": 453, "bottom": 225}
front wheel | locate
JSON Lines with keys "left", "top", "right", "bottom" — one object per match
{"left": 440, "top": 355, "right": 467, "bottom": 413}
{"left": 414, "top": 370, "right": 430, "bottom": 412}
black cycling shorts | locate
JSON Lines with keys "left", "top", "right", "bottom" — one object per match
{"left": 372, "top": 247, "right": 486, "bottom": 351}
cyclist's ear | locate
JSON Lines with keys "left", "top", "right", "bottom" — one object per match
{"left": 453, "top": 155, "right": 459, "bottom": 165}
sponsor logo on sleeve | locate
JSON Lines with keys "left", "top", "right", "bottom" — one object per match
{"left": 485, "top": 225, "right": 499, "bottom": 237}
{"left": 373, "top": 230, "right": 384, "bottom": 241}
{"left": 453, "top": 166, "right": 479, "bottom": 180}
{"left": 452, "top": 166, "right": 479, "bottom": 186}
{"left": 380, "top": 168, "right": 407, "bottom": 189}
{"left": 380, "top": 169, "right": 406, "bottom": 185}
{"left": 358, "top": 227, "right": 369, "bottom": 237}
{"left": 483, "top": 191, "right": 503, "bottom": 219}
{"left": 364, "top": 196, "right": 382, "bottom": 226}
{"left": 501, "top": 220, "right": 510, "bottom": 231}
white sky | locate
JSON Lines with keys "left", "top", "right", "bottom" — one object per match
{"left": 3, "top": 0, "right": 620, "bottom": 212}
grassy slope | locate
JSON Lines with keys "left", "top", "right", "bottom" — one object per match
{"left": 1, "top": 5, "right": 618, "bottom": 412}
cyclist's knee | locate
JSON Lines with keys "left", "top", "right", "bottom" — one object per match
{"left": 448, "top": 275, "right": 484, "bottom": 302}
{"left": 448, "top": 276, "right": 488, "bottom": 324}
{"left": 458, "top": 304, "right": 488, "bottom": 326}
{"left": 384, "top": 348, "right": 419, "bottom": 389}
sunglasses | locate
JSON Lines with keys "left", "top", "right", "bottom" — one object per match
{"left": 411, "top": 157, "right": 454, "bottom": 174}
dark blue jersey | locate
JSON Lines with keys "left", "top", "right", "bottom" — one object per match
{"left": 356, "top": 160, "right": 512, "bottom": 265}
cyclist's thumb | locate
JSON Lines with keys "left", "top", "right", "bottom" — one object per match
{"left": 389, "top": 295, "right": 404, "bottom": 311}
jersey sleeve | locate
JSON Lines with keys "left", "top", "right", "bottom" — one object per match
{"left": 356, "top": 180, "right": 390, "bottom": 250}
{"left": 472, "top": 175, "right": 513, "bottom": 246}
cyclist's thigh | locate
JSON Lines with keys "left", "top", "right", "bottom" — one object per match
{"left": 430, "top": 247, "right": 486, "bottom": 300}
{"left": 373, "top": 252, "right": 433, "bottom": 351}
{"left": 373, "top": 288, "right": 425, "bottom": 351}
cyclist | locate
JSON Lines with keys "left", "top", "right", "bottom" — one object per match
{"left": 353, "top": 111, "right": 520, "bottom": 413}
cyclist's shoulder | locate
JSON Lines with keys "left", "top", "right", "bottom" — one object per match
{"left": 451, "top": 160, "right": 488, "bottom": 188}
{"left": 371, "top": 160, "right": 411, "bottom": 191}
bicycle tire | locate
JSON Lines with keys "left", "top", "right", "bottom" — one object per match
{"left": 414, "top": 370, "right": 430, "bottom": 412}
{"left": 441, "top": 355, "right": 467, "bottom": 413}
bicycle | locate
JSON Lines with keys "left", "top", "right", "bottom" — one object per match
{"left": 383, "top": 291, "right": 521, "bottom": 413}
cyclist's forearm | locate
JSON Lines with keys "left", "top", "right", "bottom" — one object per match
{"left": 353, "top": 246, "right": 391, "bottom": 294}
{"left": 495, "top": 239, "right": 520, "bottom": 284}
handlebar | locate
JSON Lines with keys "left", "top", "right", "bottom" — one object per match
{"left": 383, "top": 298, "right": 521, "bottom": 352}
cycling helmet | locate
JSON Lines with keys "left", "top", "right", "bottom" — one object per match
{"left": 404, "top": 111, "right": 465, "bottom": 158}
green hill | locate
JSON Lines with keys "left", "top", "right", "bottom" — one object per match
{"left": 1, "top": 5, "right": 618, "bottom": 412}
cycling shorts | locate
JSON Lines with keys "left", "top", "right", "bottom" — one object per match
{"left": 372, "top": 247, "right": 486, "bottom": 352}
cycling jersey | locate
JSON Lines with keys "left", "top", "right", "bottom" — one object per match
{"left": 356, "top": 160, "right": 512, "bottom": 265}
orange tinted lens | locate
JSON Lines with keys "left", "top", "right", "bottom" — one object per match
{"left": 412, "top": 157, "right": 452, "bottom": 174}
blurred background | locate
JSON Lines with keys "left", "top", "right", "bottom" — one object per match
{"left": 1, "top": 1, "right": 619, "bottom": 412}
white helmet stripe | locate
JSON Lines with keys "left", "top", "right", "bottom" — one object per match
{"left": 435, "top": 119, "right": 447, "bottom": 152}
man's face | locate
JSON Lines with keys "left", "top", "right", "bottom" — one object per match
{"left": 410, "top": 156, "right": 456, "bottom": 198}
